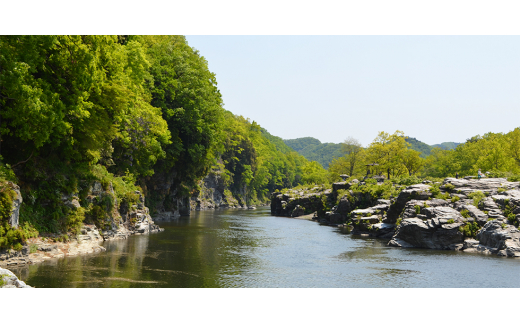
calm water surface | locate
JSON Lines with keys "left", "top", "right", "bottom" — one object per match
{"left": 12, "top": 207, "right": 520, "bottom": 288}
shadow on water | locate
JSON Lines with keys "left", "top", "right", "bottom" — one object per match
{"left": 10, "top": 206, "right": 520, "bottom": 288}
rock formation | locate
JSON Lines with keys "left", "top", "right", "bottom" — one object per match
{"left": 271, "top": 177, "right": 520, "bottom": 257}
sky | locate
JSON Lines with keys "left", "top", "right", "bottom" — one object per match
{"left": 185, "top": 35, "right": 520, "bottom": 147}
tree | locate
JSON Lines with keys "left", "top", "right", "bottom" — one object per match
{"left": 341, "top": 137, "right": 364, "bottom": 176}
{"left": 402, "top": 149, "right": 424, "bottom": 176}
{"left": 365, "top": 131, "right": 409, "bottom": 179}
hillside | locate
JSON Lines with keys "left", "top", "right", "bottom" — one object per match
{"left": 405, "top": 137, "right": 433, "bottom": 157}
{"left": 432, "top": 142, "right": 461, "bottom": 150}
{"left": 283, "top": 137, "right": 343, "bottom": 169}
{"left": 406, "top": 137, "right": 461, "bottom": 157}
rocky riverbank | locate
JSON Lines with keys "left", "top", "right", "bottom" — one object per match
{"left": 1, "top": 181, "right": 163, "bottom": 270}
{"left": 271, "top": 177, "right": 520, "bottom": 258}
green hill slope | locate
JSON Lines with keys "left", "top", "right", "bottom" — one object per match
{"left": 283, "top": 137, "right": 343, "bottom": 169}
{"left": 432, "top": 142, "right": 461, "bottom": 150}
{"left": 405, "top": 137, "right": 433, "bottom": 157}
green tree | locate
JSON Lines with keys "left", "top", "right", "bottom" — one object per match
{"left": 341, "top": 136, "right": 365, "bottom": 176}
{"left": 365, "top": 131, "right": 409, "bottom": 179}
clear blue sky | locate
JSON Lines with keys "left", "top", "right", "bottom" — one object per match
{"left": 185, "top": 36, "right": 520, "bottom": 147}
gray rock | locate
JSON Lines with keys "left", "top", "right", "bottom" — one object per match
{"left": 443, "top": 177, "right": 519, "bottom": 195}
{"left": 291, "top": 205, "right": 305, "bottom": 217}
{"left": 476, "top": 221, "right": 520, "bottom": 257}
{"left": 458, "top": 204, "right": 488, "bottom": 226}
{"left": 385, "top": 184, "right": 432, "bottom": 224}
{"left": 390, "top": 216, "right": 464, "bottom": 250}
{"left": 389, "top": 206, "right": 465, "bottom": 250}
{"left": 336, "top": 195, "right": 352, "bottom": 216}
{"left": 332, "top": 182, "right": 351, "bottom": 191}
{"left": 0, "top": 267, "right": 32, "bottom": 288}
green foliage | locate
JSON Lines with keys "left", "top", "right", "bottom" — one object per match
{"left": 459, "top": 221, "right": 480, "bottom": 237}
{"left": 429, "top": 185, "right": 441, "bottom": 197}
{"left": 414, "top": 204, "right": 421, "bottom": 215}
{"left": 502, "top": 200, "right": 518, "bottom": 226}
{"left": 451, "top": 195, "right": 460, "bottom": 202}
{"left": 460, "top": 209, "right": 470, "bottom": 218}
{"left": 29, "top": 243, "right": 38, "bottom": 253}
{"left": 468, "top": 191, "right": 486, "bottom": 208}
{"left": 422, "top": 130, "right": 520, "bottom": 178}
{"left": 0, "top": 184, "right": 38, "bottom": 249}
{"left": 447, "top": 219, "right": 455, "bottom": 224}
{"left": 390, "top": 175, "right": 422, "bottom": 186}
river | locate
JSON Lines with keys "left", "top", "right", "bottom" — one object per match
{"left": 10, "top": 206, "right": 520, "bottom": 288}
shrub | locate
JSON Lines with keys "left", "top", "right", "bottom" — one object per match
{"left": 460, "top": 209, "right": 470, "bottom": 218}
{"left": 391, "top": 176, "right": 422, "bottom": 186}
{"left": 29, "top": 243, "right": 38, "bottom": 253}
{"left": 451, "top": 195, "right": 460, "bottom": 203}
{"left": 447, "top": 219, "right": 455, "bottom": 224}
{"left": 508, "top": 174, "right": 520, "bottom": 182}
{"left": 468, "top": 191, "right": 485, "bottom": 209}
{"left": 429, "top": 185, "right": 441, "bottom": 197}
{"left": 444, "top": 183, "right": 455, "bottom": 192}
{"left": 414, "top": 205, "right": 421, "bottom": 215}
{"left": 459, "top": 222, "right": 480, "bottom": 237}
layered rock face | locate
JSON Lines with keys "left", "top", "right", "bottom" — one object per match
{"left": 385, "top": 178, "right": 520, "bottom": 256}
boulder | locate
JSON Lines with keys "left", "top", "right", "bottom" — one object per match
{"left": 332, "top": 182, "right": 351, "bottom": 191}
{"left": 389, "top": 206, "right": 465, "bottom": 250}
{"left": 336, "top": 195, "right": 352, "bottom": 216}
{"left": 0, "top": 267, "right": 32, "bottom": 288}
{"left": 476, "top": 221, "right": 520, "bottom": 257}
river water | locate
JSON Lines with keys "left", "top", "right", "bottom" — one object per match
{"left": 11, "top": 207, "right": 520, "bottom": 288}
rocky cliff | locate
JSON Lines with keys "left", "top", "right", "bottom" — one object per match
{"left": 271, "top": 177, "right": 520, "bottom": 257}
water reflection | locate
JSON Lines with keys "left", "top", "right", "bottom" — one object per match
{"left": 10, "top": 206, "right": 520, "bottom": 288}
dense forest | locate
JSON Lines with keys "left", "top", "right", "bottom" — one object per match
{"left": 0, "top": 35, "right": 325, "bottom": 249}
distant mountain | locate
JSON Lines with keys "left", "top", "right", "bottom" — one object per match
{"left": 406, "top": 137, "right": 461, "bottom": 157}
{"left": 405, "top": 137, "right": 433, "bottom": 157}
{"left": 283, "top": 136, "right": 460, "bottom": 165}
{"left": 283, "top": 137, "right": 343, "bottom": 169}
{"left": 432, "top": 142, "right": 461, "bottom": 150}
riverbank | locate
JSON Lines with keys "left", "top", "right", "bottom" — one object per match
{"left": 271, "top": 177, "right": 520, "bottom": 258}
